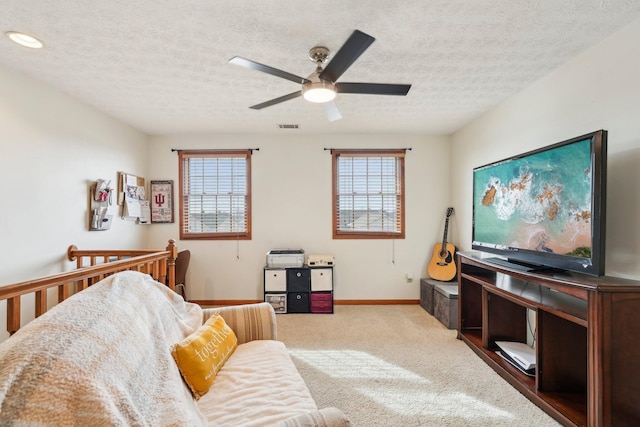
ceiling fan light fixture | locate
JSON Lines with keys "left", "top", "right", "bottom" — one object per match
{"left": 6, "top": 31, "right": 44, "bottom": 49}
{"left": 230, "top": 30, "right": 411, "bottom": 117}
{"left": 302, "top": 81, "right": 336, "bottom": 103}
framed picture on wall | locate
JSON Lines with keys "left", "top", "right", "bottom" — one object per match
{"left": 150, "top": 180, "right": 174, "bottom": 223}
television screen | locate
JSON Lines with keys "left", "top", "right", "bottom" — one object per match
{"left": 472, "top": 130, "right": 607, "bottom": 276}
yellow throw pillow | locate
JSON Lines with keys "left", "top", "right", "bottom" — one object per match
{"left": 171, "top": 314, "right": 238, "bottom": 399}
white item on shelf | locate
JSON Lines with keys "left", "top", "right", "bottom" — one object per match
{"left": 495, "top": 341, "right": 536, "bottom": 372}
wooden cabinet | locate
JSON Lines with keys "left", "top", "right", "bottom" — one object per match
{"left": 458, "top": 252, "right": 640, "bottom": 426}
{"left": 264, "top": 266, "right": 333, "bottom": 314}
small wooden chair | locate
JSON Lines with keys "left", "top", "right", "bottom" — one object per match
{"left": 174, "top": 250, "right": 191, "bottom": 300}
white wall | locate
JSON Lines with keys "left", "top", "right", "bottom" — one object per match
{"left": 0, "top": 63, "right": 149, "bottom": 341}
{"left": 451, "top": 17, "right": 640, "bottom": 280}
{"left": 147, "top": 133, "right": 451, "bottom": 301}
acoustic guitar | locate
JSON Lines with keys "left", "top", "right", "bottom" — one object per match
{"left": 427, "top": 207, "right": 457, "bottom": 281}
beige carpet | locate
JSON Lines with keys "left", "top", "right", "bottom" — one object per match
{"left": 276, "top": 305, "right": 560, "bottom": 427}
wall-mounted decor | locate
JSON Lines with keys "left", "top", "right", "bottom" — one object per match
{"left": 118, "top": 171, "right": 147, "bottom": 222}
{"left": 89, "top": 179, "right": 114, "bottom": 231}
{"left": 150, "top": 180, "right": 174, "bottom": 223}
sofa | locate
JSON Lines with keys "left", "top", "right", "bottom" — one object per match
{"left": 0, "top": 271, "right": 350, "bottom": 426}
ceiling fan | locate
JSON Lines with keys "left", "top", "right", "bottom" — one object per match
{"left": 229, "top": 30, "right": 412, "bottom": 121}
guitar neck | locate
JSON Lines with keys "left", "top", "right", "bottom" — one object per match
{"left": 441, "top": 218, "right": 450, "bottom": 247}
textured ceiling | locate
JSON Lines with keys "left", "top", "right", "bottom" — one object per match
{"left": 2, "top": 1, "right": 640, "bottom": 136}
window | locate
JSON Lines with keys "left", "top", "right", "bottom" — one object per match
{"left": 178, "top": 150, "right": 251, "bottom": 240}
{"left": 332, "top": 149, "right": 405, "bottom": 239}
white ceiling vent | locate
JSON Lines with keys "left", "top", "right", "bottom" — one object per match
{"left": 278, "top": 124, "right": 299, "bottom": 129}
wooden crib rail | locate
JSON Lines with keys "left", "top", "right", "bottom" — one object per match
{"left": 0, "top": 240, "right": 177, "bottom": 336}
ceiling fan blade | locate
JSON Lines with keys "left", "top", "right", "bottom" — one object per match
{"left": 319, "top": 30, "right": 375, "bottom": 83}
{"left": 249, "top": 91, "right": 301, "bottom": 110}
{"left": 322, "top": 101, "right": 342, "bottom": 122}
{"left": 336, "top": 82, "right": 411, "bottom": 96}
{"left": 229, "top": 57, "right": 310, "bottom": 85}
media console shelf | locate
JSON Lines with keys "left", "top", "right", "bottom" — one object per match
{"left": 457, "top": 252, "right": 640, "bottom": 426}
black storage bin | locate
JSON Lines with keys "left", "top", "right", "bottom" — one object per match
{"left": 287, "top": 292, "right": 310, "bottom": 313}
{"left": 286, "top": 268, "right": 311, "bottom": 292}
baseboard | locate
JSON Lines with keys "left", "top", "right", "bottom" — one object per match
{"left": 190, "top": 299, "right": 262, "bottom": 306}
{"left": 335, "top": 299, "right": 419, "bottom": 305}
{"left": 191, "top": 299, "right": 420, "bottom": 306}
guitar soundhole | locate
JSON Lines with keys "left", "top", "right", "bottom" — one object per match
{"left": 439, "top": 250, "right": 452, "bottom": 263}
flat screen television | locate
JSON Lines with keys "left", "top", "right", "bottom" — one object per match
{"left": 472, "top": 130, "right": 607, "bottom": 276}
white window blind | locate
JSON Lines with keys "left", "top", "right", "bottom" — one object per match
{"left": 179, "top": 150, "right": 251, "bottom": 240}
{"left": 333, "top": 149, "right": 405, "bottom": 239}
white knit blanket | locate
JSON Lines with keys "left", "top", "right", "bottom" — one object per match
{"left": 0, "top": 271, "right": 206, "bottom": 426}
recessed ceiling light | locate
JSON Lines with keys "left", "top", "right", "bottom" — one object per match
{"left": 6, "top": 31, "right": 44, "bottom": 49}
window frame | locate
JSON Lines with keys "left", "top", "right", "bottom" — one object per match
{"left": 332, "top": 149, "right": 406, "bottom": 239}
{"left": 178, "top": 149, "right": 252, "bottom": 240}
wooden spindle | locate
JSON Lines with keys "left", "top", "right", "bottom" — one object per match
{"left": 35, "top": 290, "right": 47, "bottom": 317}
{"left": 7, "top": 296, "right": 20, "bottom": 335}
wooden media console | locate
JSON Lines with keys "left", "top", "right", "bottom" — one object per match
{"left": 457, "top": 252, "right": 640, "bottom": 426}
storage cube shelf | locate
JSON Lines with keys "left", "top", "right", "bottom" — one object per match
{"left": 264, "top": 266, "right": 333, "bottom": 314}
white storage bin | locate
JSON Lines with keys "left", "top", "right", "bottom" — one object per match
{"left": 311, "top": 268, "right": 333, "bottom": 292}
{"left": 264, "top": 269, "right": 287, "bottom": 292}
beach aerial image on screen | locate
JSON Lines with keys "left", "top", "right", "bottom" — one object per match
{"left": 474, "top": 139, "right": 593, "bottom": 257}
